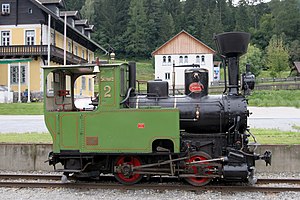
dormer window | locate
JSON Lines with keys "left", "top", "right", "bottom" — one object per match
{"left": 1, "top": 3, "right": 10, "bottom": 15}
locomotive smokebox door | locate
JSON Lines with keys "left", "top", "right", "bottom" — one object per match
{"left": 185, "top": 68, "right": 208, "bottom": 98}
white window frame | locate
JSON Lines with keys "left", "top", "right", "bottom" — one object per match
{"left": 196, "top": 55, "right": 200, "bottom": 63}
{"left": 81, "top": 76, "right": 86, "bottom": 90}
{"left": 75, "top": 46, "right": 78, "bottom": 56}
{"left": 165, "top": 72, "right": 170, "bottom": 80}
{"left": 168, "top": 56, "right": 171, "bottom": 63}
{"left": 162, "top": 56, "right": 166, "bottom": 64}
{"left": 68, "top": 41, "right": 72, "bottom": 52}
{"left": 2, "top": 3, "right": 10, "bottom": 14}
{"left": 88, "top": 78, "right": 92, "bottom": 91}
{"left": 201, "top": 55, "right": 205, "bottom": 65}
{"left": 10, "top": 65, "right": 27, "bottom": 84}
{"left": 82, "top": 49, "right": 85, "bottom": 59}
{"left": 184, "top": 56, "right": 188, "bottom": 63}
{"left": 25, "top": 30, "right": 35, "bottom": 45}
{"left": 179, "top": 56, "right": 183, "bottom": 64}
{"left": 1, "top": 30, "right": 10, "bottom": 46}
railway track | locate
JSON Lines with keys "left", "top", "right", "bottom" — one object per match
{"left": 1, "top": 174, "right": 300, "bottom": 193}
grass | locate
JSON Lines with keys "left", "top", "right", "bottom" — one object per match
{"left": 0, "top": 102, "right": 43, "bottom": 115}
{"left": 248, "top": 90, "right": 300, "bottom": 108}
{"left": 0, "top": 133, "right": 52, "bottom": 143}
{"left": 0, "top": 129, "right": 299, "bottom": 145}
{"left": 250, "top": 128, "right": 300, "bottom": 145}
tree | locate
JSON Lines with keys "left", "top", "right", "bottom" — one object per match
{"left": 64, "top": 0, "right": 85, "bottom": 11}
{"left": 265, "top": 35, "right": 290, "bottom": 78}
{"left": 158, "top": 12, "right": 175, "bottom": 43}
{"left": 250, "top": 13, "right": 274, "bottom": 50}
{"left": 270, "top": 0, "right": 300, "bottom": 42}
{"left": 162, "top": 0, "right": 183, "bottom": 32}
{"left": 144, "top": 0, "right": 163, "bottom": 51}
{"left": 289, "top": 40, "right": 300, "bottom": 63}
{"left": 235, "top": 0, "right": 251, "bottom": 32}
{"left": 240, "top": 44, "right": 263, "bottom": 77}
{"left": 123, "top": 0, "right": 148, "bottom": 58}
{"left": 80, "top": 0, "right": 96, "bottom": 23}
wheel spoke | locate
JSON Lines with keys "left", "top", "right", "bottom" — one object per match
{"left": 184, "top": 152, "right": 212, "bottom": 186}
{"left": 114, "top": 156, "right": 143, "bottom": 185}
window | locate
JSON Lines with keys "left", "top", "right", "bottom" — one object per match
{"left": 184, "top": 56, "right": 188, "bottom": 63}
{"left": 25, "top": 30, "right": 35, "bottom": 45}
{"left": 196, "top": 55, "right": 200, "bottom": 63}
{"left": 81, "top": 76, "right": 86, "bottom": 90}
{"left": 68, "top": 41, "right": 72, "bottom": 52}
{"left": 179, "top": 56, "right": 183, "bottom": 64}
{"left": 165, "top": 73, "right": 170, "bottom": 80}
{"left": 163, "top": 56, "right": 166, "bottom": 63}
{"left": 28, "top": 8, "right": 33, "bottom": 14}
{"left": 82, "top": 49, "right": 85, "bottom": 59}
{"left": 88, "top": 78, "right": 92, "bottom": 91}
{"left": 201, "top": 55, "right": 205, "bottom": 65}
{"left": 1, "top": 4, "right": 10, "bottom": 14}
{"left": 10, "top": 65, "right": 26, "bottom": 84}
{"left": 75, "top": 46, "right": 78, "bottom": 56}
{"left": 1, "top": 31, "right": 10, "bottom": 46}
{"left": 168, "top": 56, "right": 171, "bottom": 63}
{"left": 50, "top": 32, "right": 55, "bottom": 45}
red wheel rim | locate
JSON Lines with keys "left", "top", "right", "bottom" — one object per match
{"left": 187, "top": 155, "right": 211, "bottom": 185}
{"left": 115, "top": 156, "right": 141, "bottom": 183}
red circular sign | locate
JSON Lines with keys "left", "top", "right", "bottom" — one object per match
{"left": 189, "top": 82, "right": 204, "bottom": 93}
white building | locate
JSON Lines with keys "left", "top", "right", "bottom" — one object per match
{"left": 152, "top": 30, "right": 215, "bottom": 88}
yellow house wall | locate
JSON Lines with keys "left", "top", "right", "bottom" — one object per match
{"left": 0, "top": 25, "right": 96, "bottom": 96}
{"left": 0, "top": 58, "right": 42, "bottom": 92}
{"left": 54, "top": 31, "right": 90, "bottom": 61}
{"left": 0, "top": 26, "right": 41, "bottom": 45}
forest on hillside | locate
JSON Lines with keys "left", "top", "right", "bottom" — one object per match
{"left": 65, "top": 0, "right": 300, "bottom": 77}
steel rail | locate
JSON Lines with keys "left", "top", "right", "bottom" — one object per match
{"left": 0, "top": 181, "right": 300, "bottom": 193}
{"left": 1, "top": 174, "right": 300, "bottom": 185}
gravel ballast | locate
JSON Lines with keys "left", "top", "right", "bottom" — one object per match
{"left": 0, "top": 171, "right": 299, "bottom": 200}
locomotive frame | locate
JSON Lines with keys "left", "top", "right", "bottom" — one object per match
{"left": 43, "top": 32, "right": 271, "bottom": 186}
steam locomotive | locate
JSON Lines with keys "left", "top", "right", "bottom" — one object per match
{"left": 44, "top": 32, "right": 271, "bottom": 186}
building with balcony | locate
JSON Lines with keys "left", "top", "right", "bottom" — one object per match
{"left": 0, "top": 0, "right": 107, "bottom": 102}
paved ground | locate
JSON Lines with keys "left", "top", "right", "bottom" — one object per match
{"left": 0, "top": 107, "right": 299, "bottom": 133}
{"left": 248, "top": 107, "right": 300, "bottom": 132}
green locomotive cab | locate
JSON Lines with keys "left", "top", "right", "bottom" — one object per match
{"left": 43, "top": 63, "right": 180, "bottom": 157}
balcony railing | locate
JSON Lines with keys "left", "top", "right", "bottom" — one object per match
{"left": 0, "top": 45, "right": 88, "bottom": 65}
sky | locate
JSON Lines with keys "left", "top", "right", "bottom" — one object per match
{"left": 232, "top": 0, "right": 272, "bottom": 5}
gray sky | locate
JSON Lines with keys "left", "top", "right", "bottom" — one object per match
{"left": 232, "top": 0, "right": 271, "bottom": 5}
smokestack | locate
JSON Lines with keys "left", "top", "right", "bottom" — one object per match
{"left": 215, "top": 32, "right": 250, "bottom": 95}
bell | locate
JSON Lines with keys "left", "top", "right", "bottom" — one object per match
{"left": 93, "top": 65, "right": 100, "bottom": 73}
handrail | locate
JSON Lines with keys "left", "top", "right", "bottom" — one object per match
{"left": 0, "top": 45, "right": 87, "bottom": 64}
